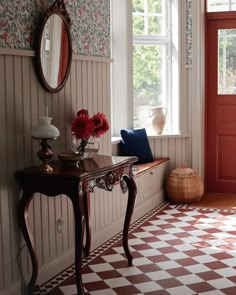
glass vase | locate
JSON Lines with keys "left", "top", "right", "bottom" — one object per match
{"left": 71, "top": 135, "right": 86, "bottom": 158}
{"left": 84, "top": 137, "right": 100, "bottom": 158}
{"left": 71, "top": 135, "right": 100, "bottom": 159}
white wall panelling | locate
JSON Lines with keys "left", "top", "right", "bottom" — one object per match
{"left": 0, "top": 49, "right": 113, "bottom": 294}
{"left": 146, "top": 135, "right": 190, "bottom": 171}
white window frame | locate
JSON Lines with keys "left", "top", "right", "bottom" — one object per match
{"left": 132, "top": 0, "right": 171, "bottom": 132}
{"left": 111, "top": 0, "right": 184, "bottom": 137}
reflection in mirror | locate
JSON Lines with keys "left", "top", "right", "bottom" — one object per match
{"left": 36, "top": 0, "right": 72, "bottom": 93}
{"left": 41, "top": 14, "right": 69, "bottom": 88}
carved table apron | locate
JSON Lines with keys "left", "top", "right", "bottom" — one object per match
{"left": 15, "top": 155, "right": 137, "bottom": 295}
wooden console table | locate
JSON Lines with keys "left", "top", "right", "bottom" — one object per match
{"left": 15, "top": 155, "right": 137, "bottom": 295}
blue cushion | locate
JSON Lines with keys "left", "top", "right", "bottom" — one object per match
{"left": 120, "top": 128, "right": 154, "bottom": 164}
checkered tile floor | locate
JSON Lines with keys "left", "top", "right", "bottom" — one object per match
{"left": 38, "top": 202, "right": 236, "bottom": 294}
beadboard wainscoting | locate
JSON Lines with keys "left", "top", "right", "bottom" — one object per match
{"left": 149, "top": 136, "right": 191, "bottom": 171}
{"left": 0, "top": 49, "right": 192, "bottom": 295}
{"left": 0, "top": 49, "right": 114, "bottom": 295}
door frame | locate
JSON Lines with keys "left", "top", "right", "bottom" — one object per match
{"left": 204, "top": 10, "right": 236, "bottom": 191}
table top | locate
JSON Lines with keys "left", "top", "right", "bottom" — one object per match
{"left": 15, "top": 155, "right": 138, "bottom": 178}
{"left": 15, "top": 154, "right": 138, "bottom": 196}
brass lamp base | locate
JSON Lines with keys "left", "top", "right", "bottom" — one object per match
{"left": 40, "top": 163, "right": 54, "bottom": 173}
{"left": 37, "top": 139, "right": 54, "bottom": 173}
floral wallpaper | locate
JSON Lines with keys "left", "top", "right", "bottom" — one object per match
{"left": 0, "top": 0, "right": 110, "bottom": 58}
{"left": 186, "top": 0, "right": 192, "bottom": 65}
{"left": 0, "top": 0, "right": 191, "bottom": 62}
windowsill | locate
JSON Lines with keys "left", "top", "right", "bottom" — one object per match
{"left": 112, "top": 133, "right": 190, "bottom": 144}
{"left": 112, "top": 137, "right": 122, "bottom": 144}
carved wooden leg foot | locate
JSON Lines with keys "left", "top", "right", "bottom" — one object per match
{"left": 72, "top": 195, "right": 85, "bottom": 295}
{"left": 28, "top": 284, "right": 40, "bottom": 295}
{"left": 122, "top": 175, "right": 137, "bottom": 264}
{"left": 18, "top": 193, "right": 38, "bottom": 293}
{"left": 83, "top": 191, "right": 91, "bottom": 257}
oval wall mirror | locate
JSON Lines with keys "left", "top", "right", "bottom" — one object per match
{"left": 35, "top": 0, "right": 72, "bottom": 93}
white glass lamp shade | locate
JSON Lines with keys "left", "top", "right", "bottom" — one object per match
{"left": 32, "top": 117, "right": 60, "bottom": 139}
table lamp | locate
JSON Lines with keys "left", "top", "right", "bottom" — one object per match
{"left": 32, "top": 116, "right": 60, "bottom": 173}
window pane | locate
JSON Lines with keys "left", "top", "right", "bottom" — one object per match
{"left": 148, "top": 15, "right": 162, "bottom": 35}
{"left": 133, "top": 0, "right": 144, "bottom": 13}
{"left": 148, "top": 0, "right": 161, "bottom": 14}
{"left": 133, "top": 0, "right": 145, "bottom": 35}
{"left": 218, "top": 29, "right": 236, "bottom": 94}
{"left": 133, "top": 45, "right": 166, "bottom": 129}
{"left": 133, "top": 0, "right": 166, "bottom": 35}
{"left": 133, "top": 15, "right": 145, "bottom": 34}
{"left": 207, "top": 0, "right": 230, "bottom": 12}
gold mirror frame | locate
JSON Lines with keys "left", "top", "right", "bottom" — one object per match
{"left": 35, "top": 0, "right": 72, "bottom": 93}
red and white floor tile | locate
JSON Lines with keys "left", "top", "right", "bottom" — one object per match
{"left": 38, "top": 202, "right": 236, "bottom": 294}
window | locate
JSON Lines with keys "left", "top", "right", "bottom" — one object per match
{"left": 111, "top": 0, "right": 180, "bottom": 137}
{"left": 132, "top": 0, "right": 170, "bottom": 132}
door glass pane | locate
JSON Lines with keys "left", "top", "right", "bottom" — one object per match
{"left": 232, "top": 0, "right": 236, "bottom": 9}
{"left": 218, "top": 29, "right": 236, "bottom": 94}
{"left": 207, "top": 0, "right": 230, "bottom": 12}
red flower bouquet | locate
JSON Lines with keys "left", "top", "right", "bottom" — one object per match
{"left": 71, "top": 109, "right": 109, "bottom": 157}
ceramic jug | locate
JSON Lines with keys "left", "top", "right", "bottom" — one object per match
{"left": 149, "top": 106, "right": 167, "bottom": 134}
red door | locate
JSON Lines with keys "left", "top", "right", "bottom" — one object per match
{"left": 206, "top": 13, "right": 236, "bottom": 193}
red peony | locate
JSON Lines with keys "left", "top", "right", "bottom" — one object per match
{"left": 71, "top": 113, "right": 94, "bottom": 140}
{"left": 91, "top": 112, "right": 109, "bottom": 137}
{"left": 71, "top": 109, "right": 109, "bottom": 139}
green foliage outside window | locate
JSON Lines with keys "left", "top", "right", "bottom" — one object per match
{"left": 133, "top": 0, "right": 145, "bottom": 13}
{"left": 132, "top": 0, "right": 165, "bottom": 124}
{"left": 133, "top": 15, "right": 145, "bottom": 35}
{"left": 133, "top": 45, "right": 162, "bottom": 105}
{"left": 132, "top": 0, "right": 161, "bottom": 13}
{"left": 133, "top": 0, "right": 162, "bottom": 35}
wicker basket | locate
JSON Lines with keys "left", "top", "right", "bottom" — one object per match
{"left": 166, "top": 167, "right": 204, "bottom": 203}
